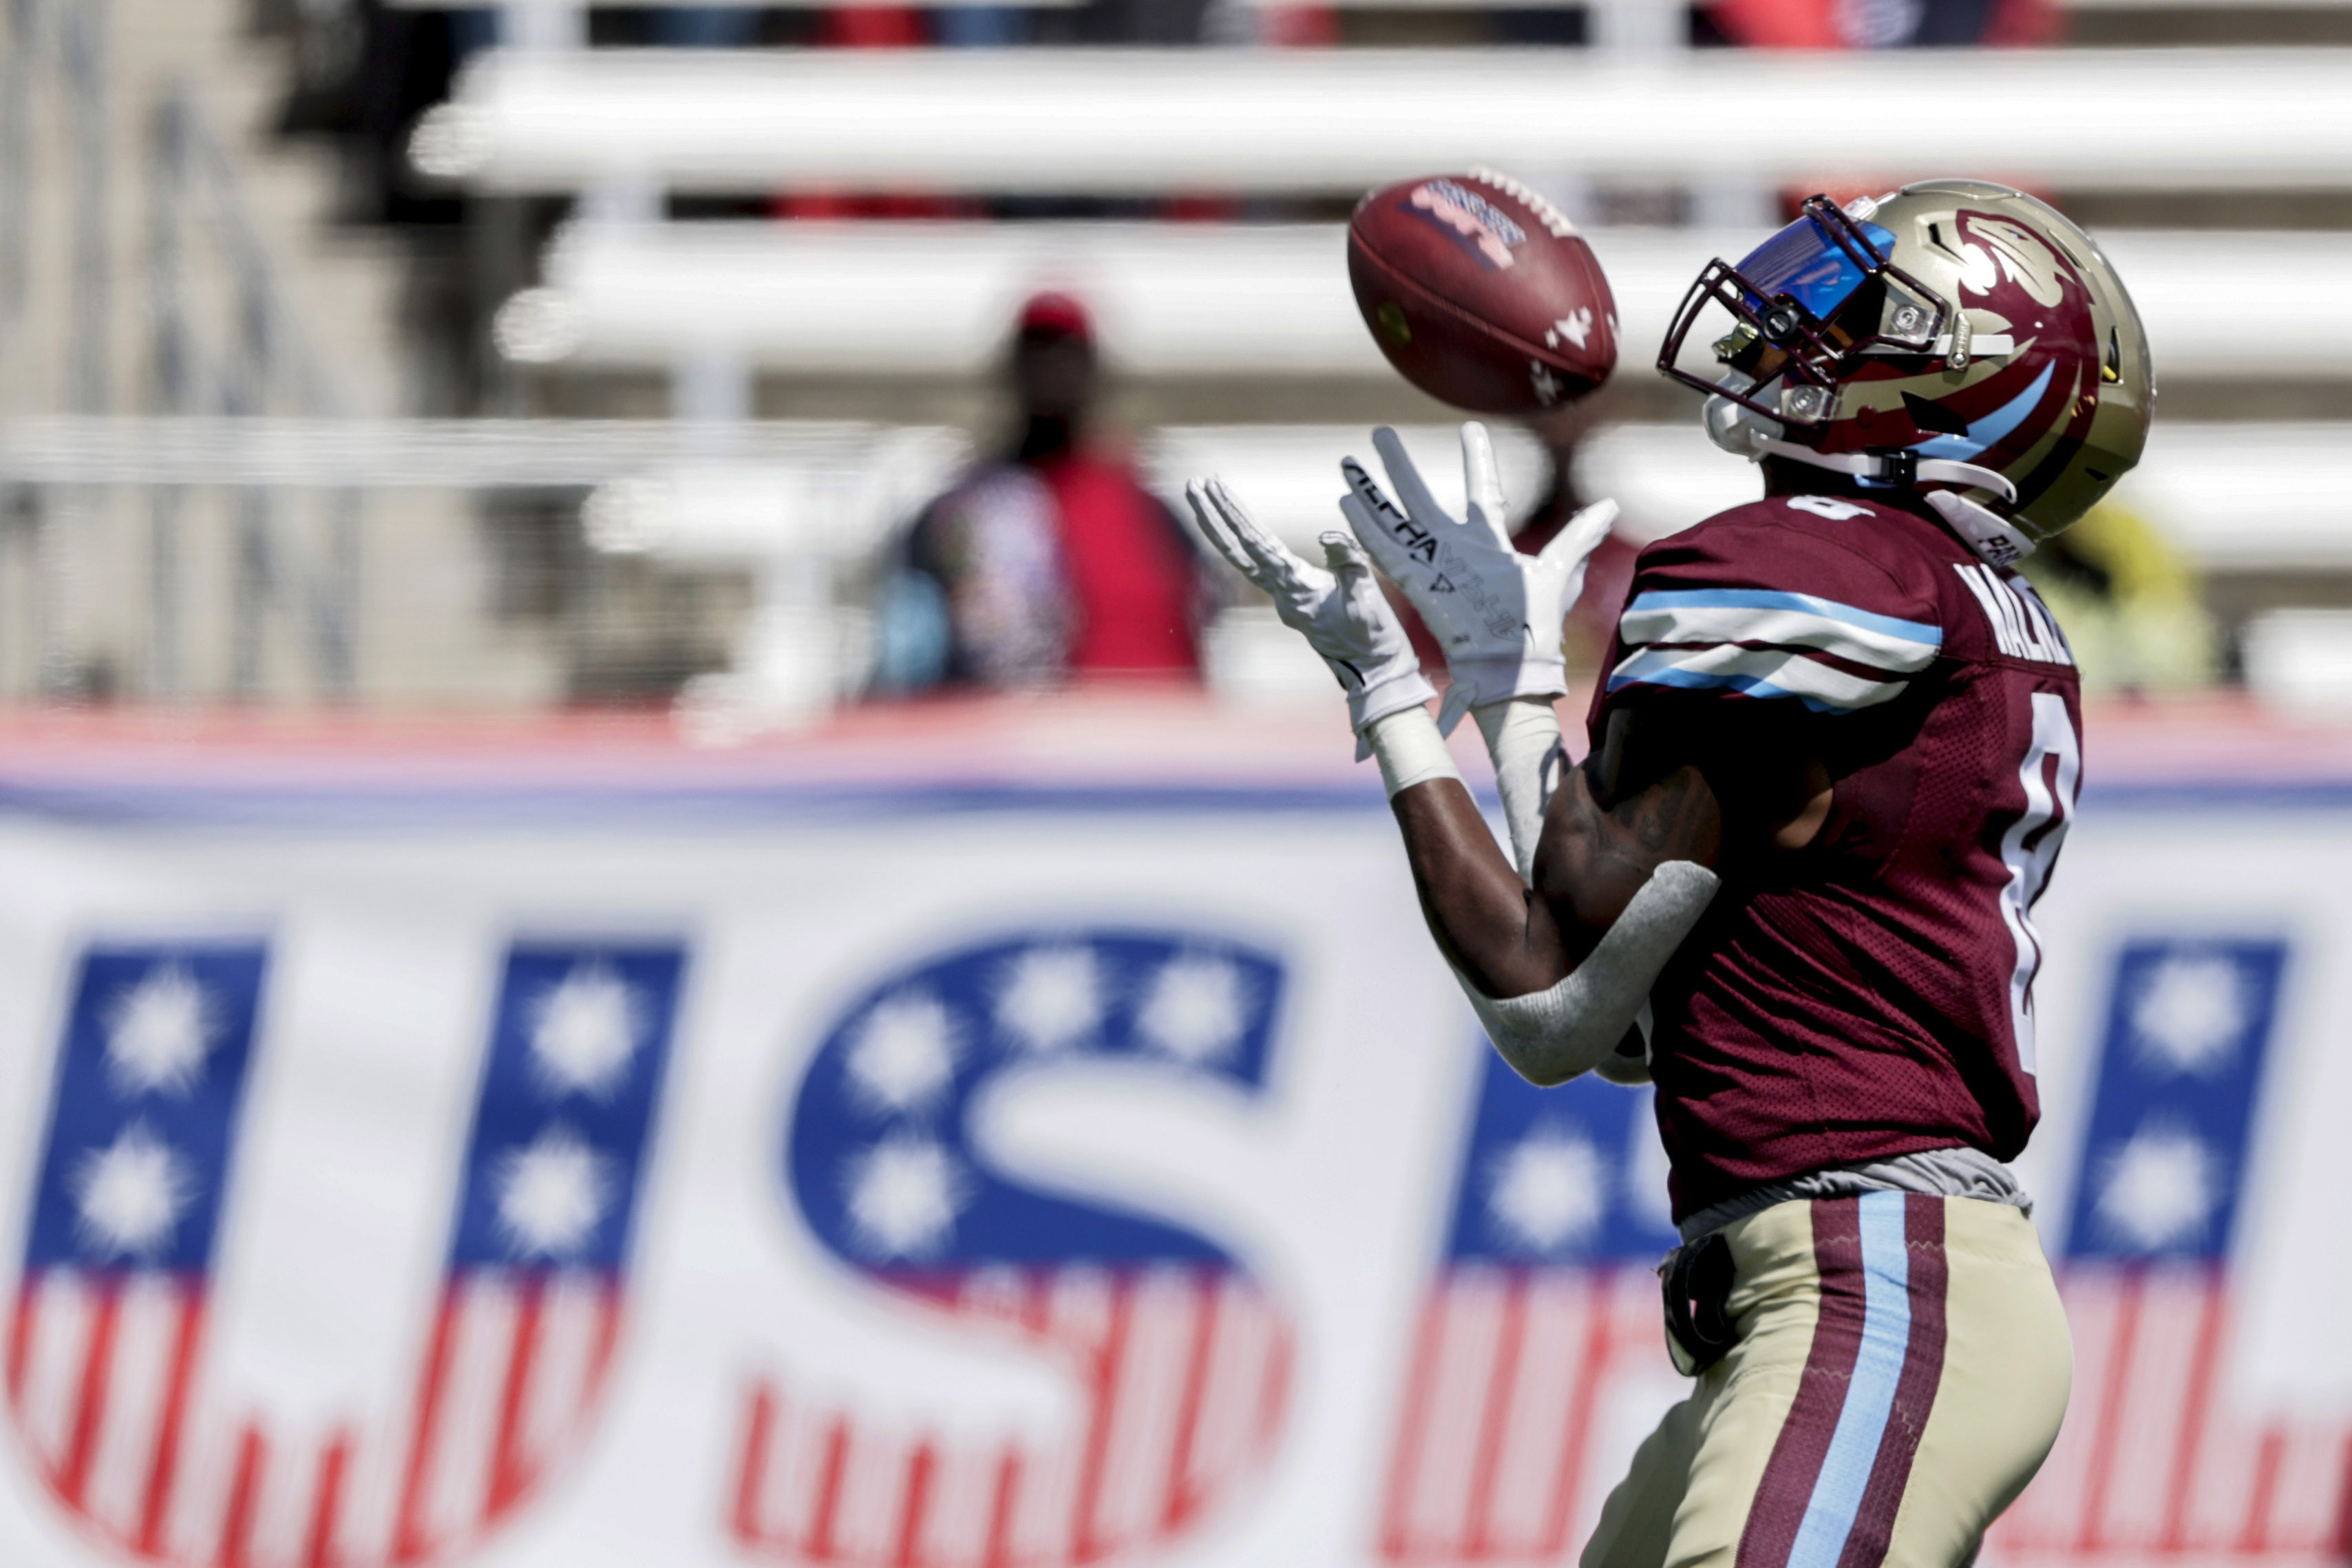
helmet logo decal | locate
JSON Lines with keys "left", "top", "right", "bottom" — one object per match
{"left": 1960, "top": 218, "right": 2069, "bottom": 309}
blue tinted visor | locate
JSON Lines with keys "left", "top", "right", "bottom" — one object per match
{"left": 1735, "top": 213, "right": 1898, "bottom": 322}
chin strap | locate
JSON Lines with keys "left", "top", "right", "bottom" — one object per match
{"left": 1747, "top": 435, "right": 2016, "bottom": 505}
{"left": 1704, "top": 394, "right": 2037, "bottom": 565}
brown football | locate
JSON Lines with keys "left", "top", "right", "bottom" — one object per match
{"left": 1348, "top": 170, "right": 1618, "bottom": 415}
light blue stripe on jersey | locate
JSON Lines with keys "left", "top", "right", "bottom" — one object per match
{"left": 1606, "top": 663, "right": 1861, "bottom": 714}
{"left": 1605, "top": 646, "right": 1908, "bottom": 714}
{"left": 1623, "top": 589, "right": 1942, "bottom": 649}
{"left": 1787, "top": 1192, "right": 1914, "bottom": 1568}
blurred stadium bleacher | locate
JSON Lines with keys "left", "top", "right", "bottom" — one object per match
{"left": 5, "top": 0, "right": 2352, "bottom": 711}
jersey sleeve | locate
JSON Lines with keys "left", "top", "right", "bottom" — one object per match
{"left": 1601, "top": 505, "right": 1947, "bottom": 717}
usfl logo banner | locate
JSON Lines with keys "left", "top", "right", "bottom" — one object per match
{"left": 0, "top": 790, "right": 2340, "bottom": 1567}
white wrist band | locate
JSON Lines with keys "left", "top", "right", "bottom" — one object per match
{"left": 1472, "top": 698, "right": 1567, "bottom": 884}
{"left": 1368, "top": 706, "right": 1461, "bottom": 798}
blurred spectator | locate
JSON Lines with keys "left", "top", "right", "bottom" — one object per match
{"left": 871, "top": 293, "right": 1214, "bottom": 694}
{"left": 1700, "top": 0, "right": 2055, "bottom": 47}
{"left": 646, "top": 8, "right": 765, "bottom": 46}
{"left": 2020, "top": 503, "right": 2218, "bottom": 696}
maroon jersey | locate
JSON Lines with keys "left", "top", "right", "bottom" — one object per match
{"left": 1588, "top": 493, "right": 2083, "bottom": 1221}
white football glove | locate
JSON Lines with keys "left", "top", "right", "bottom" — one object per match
{"left": 1187, "top": 476, "right": 1437, "bottom": 759}
{"left": 1340, "top": 424, "right": 1619, "bottom": 735}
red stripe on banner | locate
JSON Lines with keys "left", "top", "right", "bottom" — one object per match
{"left": 1471, "top": 1271, "right": 1569, "bottom": 1556}
{"left": 217, "top": 1423, "right": 268, "bottom": 1568}
{"left": 58, "top": 1276, "right": 123, "bottom": 1507}
{"left": 2099, "top": 1269, "right": 2205, "bottom": 1545}
{"left": 895, "top": 1440, "right": 937, "bottom": 1568}
{"left": 805, "top": 1415, "right": 852, "bottom": 1562}
{"left": 487, "top": 1273, "right": 549, "bottom": 1518}
{"left": 392, "top": 1287, "right": 461, "bottom": 1564}
{"left": 734, "top": 1384, "right": 778, "bottom": 1545}
{"left": 2261, "top": 1421, "right": 2350, "bottom": 1549}
{"left": 2333, "top": 1430, "right": 2352, "bottom": 1554}
{"left": 1412, "top": 1277, "right": 1506, "bottom": 1554}
{"left": 2240, "top": 1429, "right": 2285, "bottom": 1550}
{"left": 2162, "top": 1282, "right": 2227, "bottom": 1549}
{"left": 9, "top": 1278, "right": 37, "bottom": 1408}
{"left": 1837, "top": 1195, "right": 1949, "bottom": 1568}
{"left": 1103, "top": 1270, "right": 1206, "bottom": 1551}
{"left": 306, "top": 1430, "right": 353, "bottom": 1568}
{"left": 1464, "top": 1269, "right": 1530, "bottom": 1560}
{"left": 1378, "top": 1295, "right": 1448, "bottom": 1561}
{"left": 1069, "top": 1275, "right": 1135, "bottom": 1563}
{"left": 1256, "top": 1315, "right": 1291, "bottom": 1460}
{"left": 586, "top": 1289, "right": 622, "bottom": 1415}
{"left": 136, "top": 1284, "right": 205, "bottom": 1556}
{"left": 982, "top": 1444, "right": 1021, "bottom": 1568}
{"left": 1022, "top": 1270, "right": 1054, "bottom": 1339}
{"left": 2075, "top": 1268, "right": 2143, "bottom": 1549}
{"left": 1538, "top": 1271, "right": 1616, "bottom": 1557}
{"left": 1738, "top": 1198, "right": 1867, "bottom": 1568}
{"left": 1159, "top": 1271, "right": 1218, "bottom": 1529}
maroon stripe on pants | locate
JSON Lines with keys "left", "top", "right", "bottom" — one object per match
{"left": 1737, "top": 1199, "right": 1867, "bottom": 1568}
{"left": 1836, "top": 1195, "right": 1951, "bottom": 1568}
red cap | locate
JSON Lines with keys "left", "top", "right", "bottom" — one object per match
{"left": 1017, "top": 290, "right": 1093, "bottom": 344}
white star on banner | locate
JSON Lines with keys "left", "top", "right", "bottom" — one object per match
{"left": 846, "top": 993, "right": 962, "bottom": 1116}
{"left": 2130, "top": 955, "right": 2250, "bottom": 1077}
{"left": 2095, "top": 1121, "right": 2218, "bottom": 1252}
{"left": 1486, "top": 1125, "right": 1605, "bottom": 1256}
{"left": 72, "top": 1121, "right": 195, "bottom": 1259}
{"left": 103, "top": 965, "right": 218, "bottom": 1098}
{"left": 494, "top": 1126, "right": 613, "bottom": 1259}
{"left": 843, "top": 1133, "right": 969, "bottom": 1260}
{"left": 995, "top": 946, "right": 1102, "bottom": 1055}
{"left": 527, "top": 963, "right": 644, "bottom": 1099}
{"left": 1135, "top": 955, "right": 1249, "bottom": 1066}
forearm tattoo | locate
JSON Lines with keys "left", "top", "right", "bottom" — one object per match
{"left": 1580, "top": 761, "right": 1707, "bottom": 859}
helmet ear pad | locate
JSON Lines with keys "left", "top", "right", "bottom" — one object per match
{"left": 1702, "top": 392, "right": 1781, "bottom": 460}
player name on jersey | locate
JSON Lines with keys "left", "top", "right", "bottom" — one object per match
{"left": 1955, "top": 563, "right": 2076, "bottom": 667}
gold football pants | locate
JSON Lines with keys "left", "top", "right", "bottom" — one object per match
{"left": 1582, "top": 1193, "right": 2072, "bottom": 1568}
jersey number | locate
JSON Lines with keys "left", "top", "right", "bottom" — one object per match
{"left": 2000, "top": 692, "right": 2081, "bottom": 1074}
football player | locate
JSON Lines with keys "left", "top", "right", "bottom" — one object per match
{"left": 1187, "top": 180, "right": 2151, "bottom": 1565}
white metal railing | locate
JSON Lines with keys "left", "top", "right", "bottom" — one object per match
{"left": 1572, "top": 421, "right": 2352, "bottom": 571}
{"left": 495, "top": 218, "right": 2351, "bottom": 382}
{"left": 9, "top": 416, "right": 2340, "bottom": 569}
{"left": 6, "top": 414, "right": 2338, "bottom": 719}
{"left": 411, "top": 47, "right": 2352, "bottom": 194}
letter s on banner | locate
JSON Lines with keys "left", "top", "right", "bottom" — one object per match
{"left": 737, "top": 929, "right": 1293, "bottom": 1568}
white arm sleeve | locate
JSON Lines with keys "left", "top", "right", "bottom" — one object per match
{"left": 1472, "top": 697, "right": 1567, "bottom": 884}
{"left": 1456, "top": 860, "right": 1719, "bottom": 1088}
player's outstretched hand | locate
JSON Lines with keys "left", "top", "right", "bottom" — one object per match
{"left": 1341, "top": 424, "right": 1618, "bottom": 735}
{"left": 1186, "top": 476, "right": 1438, "bottom": 757}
